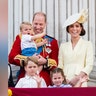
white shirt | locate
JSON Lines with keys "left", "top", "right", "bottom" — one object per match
{"left": 21, "top": 34, "right": 37, "bottom": 50}
{"left": 15, "top": 75, "right": 47, "bottom": 88}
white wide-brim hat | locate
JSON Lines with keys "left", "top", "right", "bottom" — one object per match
{"left": 63, "top": 9, "right": 88, "bottom": 28}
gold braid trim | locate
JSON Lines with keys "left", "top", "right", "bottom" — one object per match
{"left": 14, "top": 54, "right": 27, "bottom": 66}
{"left": 19, "top": 33, "right": 22, "bottom": 39}
{"left": 47, "top": 58, "right": 57, "bottom": 68}
{"left": 35, "top": 38, "right": 44, "bottom": 43}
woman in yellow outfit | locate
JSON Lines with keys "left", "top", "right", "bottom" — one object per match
{"left": 58, "top": 9, "right": 93, "bottom": 87}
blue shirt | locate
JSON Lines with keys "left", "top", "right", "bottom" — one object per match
{"left": 48, "top": 84, "right": 72, "bottom": 88}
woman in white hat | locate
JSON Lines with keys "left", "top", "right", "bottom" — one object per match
{"left": 58, "top": 9, "right": 93, "bottom": 87}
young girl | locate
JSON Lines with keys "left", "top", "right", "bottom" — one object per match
{"left": 15, "top": 56, "right": 47, "bottom": 88}
{"left": 48, "top": 68, "right": 88, "bottom": 88}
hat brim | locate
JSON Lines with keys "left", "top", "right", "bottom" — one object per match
{"left": 63, "top": 9, "right": 88, "bottom": 28}
{"left": 63, "top": 13, "right": 81, "bottom": 28}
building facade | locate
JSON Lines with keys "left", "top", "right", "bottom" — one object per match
{"left": 8, "top": 0, "right": 96, "bottom": 58}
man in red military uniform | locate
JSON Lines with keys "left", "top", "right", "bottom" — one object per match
{"left": 8, "top": 12, "right": 59, "bottom": 86}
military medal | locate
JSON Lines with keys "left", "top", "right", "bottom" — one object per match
{"left": 46, "top": 43, "right": 51, "bottom": 46}
{"left": 45, "top": 46, "right": 52, "bottom": 54}
{"left": 45, "top": 38, "right": 52, "bottom": 54}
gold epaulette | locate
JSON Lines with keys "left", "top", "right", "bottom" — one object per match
{"left": 14, "top": 54, "right": 27, "bottom": 60}
{"left": 47, "top": 58, "right": 57, "bottom": 68}
{"left": 14, "top": 54, "right": 27, "bottom": 66}
{"left": 19, "top": 33, "right": 22, "bottom": 39}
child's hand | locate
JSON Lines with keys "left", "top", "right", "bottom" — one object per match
{"left": 35, "top": 75, "right": 42, "bottom": 83}
{"left": 79, "top": 75, "right": 88, "bottom": 83}
{"left": 33, "top": 72, "right": 42, "bottom": 87}
{"left": 34, "top": 76, "right": 42, "bottom": 83}
{"left": 69, "top": 75, "right": 80, "bottom": 86}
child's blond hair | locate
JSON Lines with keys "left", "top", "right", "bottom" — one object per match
{"left": 22, "top": 56, "right": 38, "bottom": 67}
{"left": 20, "top": 21, "right": 32, "bottom": 31}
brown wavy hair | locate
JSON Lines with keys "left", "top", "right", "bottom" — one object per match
{"left": 50, "top": 68, "right": 67, "bottom": 85}
{"left": 66, "top": 23, "right": 86, "bottom": 36}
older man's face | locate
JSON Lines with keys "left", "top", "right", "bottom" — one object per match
{"left": 32, "top": 14, "right": 46, "bottom": 34}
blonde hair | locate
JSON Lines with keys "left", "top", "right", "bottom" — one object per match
{"left": 20, "top": 21, "right": 32, "bottom": 31}
{"left": 22, "top": 56, "right": 38, "bottom": 67}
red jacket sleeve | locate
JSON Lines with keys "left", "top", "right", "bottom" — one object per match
{"left": 49, "top": 38, "right": 59, "bottom": 65}
{"left": 8, "top": 35, "right": 21, "bottom": 66}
